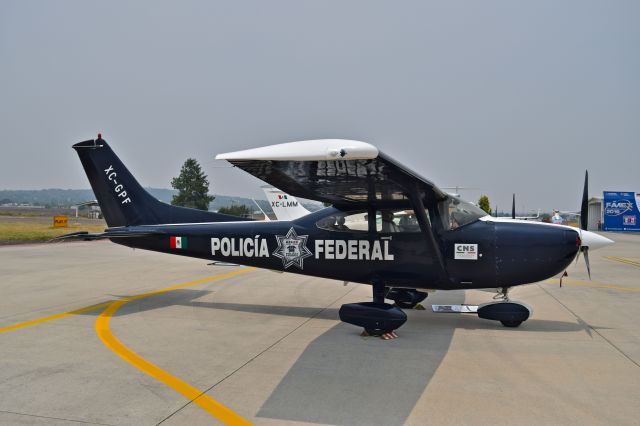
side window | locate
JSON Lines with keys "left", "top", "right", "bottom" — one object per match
{"left": 375, "top": 209, "right": 424, "bottom": 233}
{"left": 317, "top": 209, "right": 430, "bottom": 233}
{"left": 316, "top": 212, "right": 369, "bottom": 232}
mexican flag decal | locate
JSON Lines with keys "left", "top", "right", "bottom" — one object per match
{"left": 170, "top": 236, "right": 187, "bottom": 249}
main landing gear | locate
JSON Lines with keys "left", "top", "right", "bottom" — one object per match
{"left": 477, "top": 287, "right": 532, "bottom": 328}
{"left": 339, "top": 284, "right": 533, "bottom": 337}
{"left": 339, "top": 280, "right": 407, "bottom": 339}
{"left": 385, "top": 287, "right": 428, "bottom": 310}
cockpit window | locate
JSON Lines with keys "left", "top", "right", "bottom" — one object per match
{"left": 317, "top": 209, "right": 425, "bottom": 233}
{"left": 316, "top": 212, "right": 369, "bottom": 232}
{"left": 438, "top": 197, "right": 487, "bottom": 230}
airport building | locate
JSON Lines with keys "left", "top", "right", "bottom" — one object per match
{"left": 72, "top": 200, "right": 102, "bottom": 219}
{"left": 588, "top": 197, "right": 603, "bottom": 230}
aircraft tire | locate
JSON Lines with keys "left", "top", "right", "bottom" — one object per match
{"left": 364, "top": 328, "right": 390, "bottom": 336}
{"left": 500, "top": 320, "right": 523, "bottom": 327}
{"left": 394, "top": 301, "right": 418, "bottom": 309}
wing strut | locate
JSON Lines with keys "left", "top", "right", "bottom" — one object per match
{"left": 408, "top": 185, "right": 448, "bottom": 283}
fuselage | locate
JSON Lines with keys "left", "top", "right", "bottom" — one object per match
{"left": 114, "top": 207, "right": 583, "bottom": 291}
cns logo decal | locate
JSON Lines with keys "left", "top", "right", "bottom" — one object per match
{"left": 454, "top": 243, "right": 478, "bottom": 260}
{"left": 273, "top": 227, "right": 313, "bottom": 269}
{"left": 605, "top": 200, "right": 633, "bottom": 216}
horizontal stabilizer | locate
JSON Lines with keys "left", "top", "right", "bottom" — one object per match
{"left": 49, "top": 228, "right": 165, "bottom": 242}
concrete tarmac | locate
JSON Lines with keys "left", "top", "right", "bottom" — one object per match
{"left": 0, "top": 234, "right": 638, "bottom": 425}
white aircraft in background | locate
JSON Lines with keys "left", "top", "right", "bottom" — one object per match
{"left": 517, "top": 210, "right": 542, "bottom": 220}
{"left": 262, "top": 186, "right": 311, "bottom": 220}
{"left": 550, "top": 209, "right": 582, "bottom": 225}
{"left": 264, "top": 186, "right": 424, "bottom": 233}
{"left": 551, "top": 210, "right": 564, "bottom": 224}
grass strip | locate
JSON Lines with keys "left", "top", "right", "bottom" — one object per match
{"left": 0, "top": 222, "right": 106, "bottom": 241}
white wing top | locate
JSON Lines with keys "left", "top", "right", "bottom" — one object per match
{"left": 216, "top": 139, "right": 379, "bottom": 162}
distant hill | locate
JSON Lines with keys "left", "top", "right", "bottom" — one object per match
{"left": 0, "top": 188, "right": 175, "bottom": 206}
{"left": 0, "top": 188, "right": 322, "bottom": 215}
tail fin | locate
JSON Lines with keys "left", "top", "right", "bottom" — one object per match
{"left": 73, "top": 136, "right": 244, "bottom": 227}
{"left": 262, "top": 186, "right": 311, "bottom": 221}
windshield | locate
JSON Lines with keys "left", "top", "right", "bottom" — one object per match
{"left": 438, "top": 197, "right": 487, "bottom": 230}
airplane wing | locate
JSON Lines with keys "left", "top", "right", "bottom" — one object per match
{"left": 217, "top": 140, "right": 448, "bottom": 208}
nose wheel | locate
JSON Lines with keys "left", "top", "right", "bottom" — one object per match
{"left": 500, "top": 320, "right": 523, "bottom": 328}
{"left": 479, "top": 287, "right": 531, "bottom": 328}
{"left": 432, "top": 288, "right": 532, "bottom": 328}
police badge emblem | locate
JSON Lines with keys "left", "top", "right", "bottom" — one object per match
{"left": 272, "top": 227, "right": 313, "bottom": 269}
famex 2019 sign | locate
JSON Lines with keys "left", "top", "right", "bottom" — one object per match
{"left": 603, "top": 192, "right": 640, "bottom": 232}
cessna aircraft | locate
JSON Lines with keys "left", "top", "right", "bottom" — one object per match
{"left": 57, "top": 136, "right": 613, "bottom": 337}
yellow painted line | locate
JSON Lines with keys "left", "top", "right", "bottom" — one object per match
{"left": 96, "top": 268, "right": 254, "bottom": 426}
{"left": 546, "top": 278, "right": 640, "bottom": 292}
{"left": 0, "top": 268, "right": 256, "bottom": 334}
{"left": 605, "top": 256, "right": 640, "bottom": 269}
{"left": 0, "top": 301, "right": 113, "bottom": 333}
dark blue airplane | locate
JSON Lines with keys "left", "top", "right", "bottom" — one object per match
{"left": 56, "top": 135, "right": 613, "bottom": 338}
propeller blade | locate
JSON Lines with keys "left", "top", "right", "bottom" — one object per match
{"left": 512, "top": 194, "right": 516, "bottom": 219}
{"left": 581, "top": 170, "right": 588, "bottom": 230}
{"left": 575, "top": 227, "right": 583, "bottom": 266}
{"left": 583, "top": 247, "right": 591, "bottom": 279}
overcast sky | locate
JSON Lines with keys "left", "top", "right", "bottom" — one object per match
{"left": 1, "top": 1, "right": 638, "bottom": 212}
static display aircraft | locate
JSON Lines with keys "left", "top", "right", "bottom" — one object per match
{"left": 57, "top": 136, "right": 614, "bottom": 337}
{"left": 551, "top": 210, "right": 565, "bottom": 225}
{"left": 262, "top": 186, "right": 311, "bottom": 220}
{"left": 550, "top": 209, "right": 582, "bottom": 225}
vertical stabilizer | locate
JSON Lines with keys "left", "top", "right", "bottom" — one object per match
{"left": 73, "top": 136, "right": 245, "bottom": 227}
{"left": 262, "top": 186, "right": 311, "bottom": 221}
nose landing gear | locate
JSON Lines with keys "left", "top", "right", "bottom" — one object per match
{"left": 477, "top": 287, "right": 532, "bottom": 327}
{"left": 431, "top": 287, "right": 532, "bottom": 328}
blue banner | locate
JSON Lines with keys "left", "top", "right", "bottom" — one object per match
{"left": 603, "top": 191, "right": 640, "bottom": 232}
